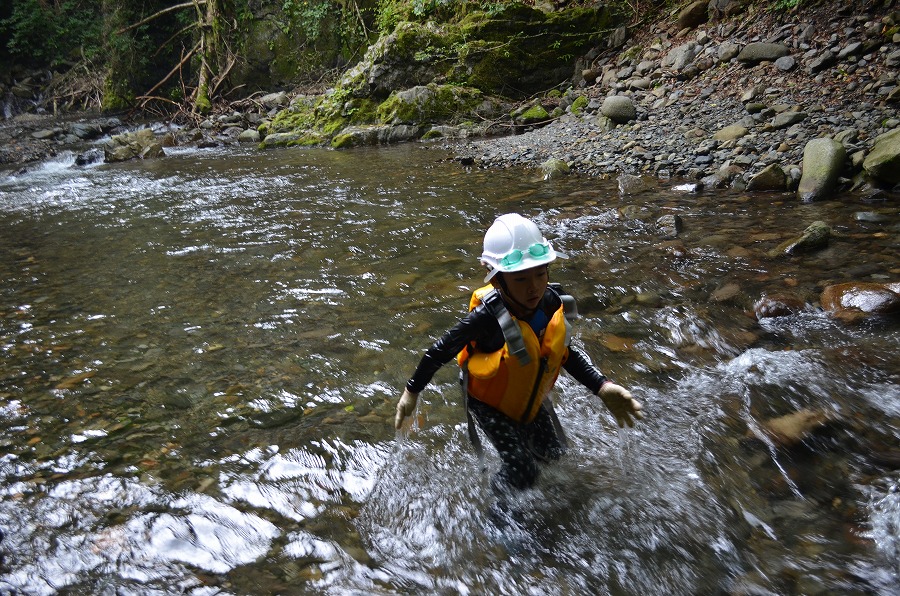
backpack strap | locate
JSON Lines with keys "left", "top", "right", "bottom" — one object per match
{"left": 480, "top": 288, "right": 531, "bottom": 366}
{"left": 549, "top": 282, "right": 579, "bottom": 321}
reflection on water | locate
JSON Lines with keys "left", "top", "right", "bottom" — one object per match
{"left": 0, "top": 144, "right": 898, "bottom": 594}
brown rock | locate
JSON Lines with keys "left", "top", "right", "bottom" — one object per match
{"left": 754, "top": 293, "right": 806, "bottom": 319}
{"left": 758, "top": 408, "right": 834, "bottom": 447}
{"left": 820, "top": 282, "right": 900, "bottom": 322}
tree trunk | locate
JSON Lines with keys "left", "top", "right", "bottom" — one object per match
{"left": 194, "top": 0, "right": 222, "bottom": 114}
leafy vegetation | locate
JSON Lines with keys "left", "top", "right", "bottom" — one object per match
{"left": 1, "top": 0, "right": 669, "bottom": 116}
{"left": 1, "top": 0, "right": 104, "bottom": 67}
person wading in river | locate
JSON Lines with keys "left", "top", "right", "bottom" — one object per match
{"left": 394, "top": 213, "right": 643, "bottom": 498}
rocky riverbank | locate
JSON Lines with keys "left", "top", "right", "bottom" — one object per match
{"left": 2, "top": 1, "right": 899, "bottom": 200}
{"left": 447, "top": 0, "right": 900, "bottom": 197}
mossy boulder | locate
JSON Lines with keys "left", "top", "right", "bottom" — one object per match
{"left": 339, "top": 21, "right": 457, "bottom": 100}
{"left": 340, "top": 5, "right": 617, "bottom": 101}
{"left": 449, "top": 5, "right": 614, "bottom": 97}
{"left": 376, "top": 84, "right": 496, "bottom": 125}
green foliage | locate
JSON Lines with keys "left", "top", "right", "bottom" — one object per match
{"left": 1, "top": 0, "right": 104, "bottom": 66}
{"left": 281, "top": 0, "right": 332, "bottom": 38}
{"left": 771, "top": 0, "right": 800, "bottom": 10}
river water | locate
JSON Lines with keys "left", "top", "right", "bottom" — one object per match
{"left": 0, "top": 141, "right": 898, "bottom": 595}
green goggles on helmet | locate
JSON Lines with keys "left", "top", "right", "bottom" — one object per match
{"left": 499, "top": 242, "right": 551, "bottom": 268}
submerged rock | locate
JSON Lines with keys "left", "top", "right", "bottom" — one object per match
{"left": 768, "top": 220, "right": 831, "bottom": 257}
{"left": 540, "top": 158, "right": 569, "bottom": 180}
{"left": 753, "top": 293, "right": 806, "bottom": 319}
{"left": 758, "top": 408, "right": 835, "bottom": 447}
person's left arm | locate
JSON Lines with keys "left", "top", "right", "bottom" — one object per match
{"left": 563, "top": 346, "right": 644, "bottom": 428}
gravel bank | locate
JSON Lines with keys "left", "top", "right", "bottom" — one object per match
{"left": 447, "top": 1, "right": 899, "bottom": 193}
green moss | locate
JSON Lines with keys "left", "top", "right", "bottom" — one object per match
{"left": 288, "top": 132, "right": 328, "bottom": 146}
{"left": 376, "top": 83, "right": 483, "bottom": 125}
{"left": 331, "top": 132, "right": 358, "bottom": 149}
{"left": 519, "top": 104, "right": 549, "bottom": 123}
{"left": 422, "top": 128, "right": 444, "bottom": 140}
{"left": 101, "top": 76, "right": 134, "bottom": 112}
{"left": 570, "top": 95, "right": 588, "bottom": 114}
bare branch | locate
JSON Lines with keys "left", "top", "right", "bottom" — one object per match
{"left": 138, "top": 41, "right": 200, "bottom": 108}
{"left": 116, "top": 1, "right": 207, "bottom": 34}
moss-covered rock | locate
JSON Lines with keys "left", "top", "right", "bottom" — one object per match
{"left": 263, "top": 2, "right": 620, "bottom": 148}
{"left": 376, "top": 83, "right": 488, "bottom": 124}
{"left": 449, "top": 5, "right": 614, "bottom": 96}
{"left": 339, "top": 21, "right": 458, "bottom": 99}
{"left": 518, "top": 103, "right": 550, "bottom": 124}
{"left": 570, "top": 95, "right": 589, "bottom": 115}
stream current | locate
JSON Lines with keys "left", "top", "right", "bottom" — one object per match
{"left": 0, "top": 142, "right": 898, "bottom": 594}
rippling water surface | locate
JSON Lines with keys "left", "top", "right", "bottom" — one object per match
{"left": 0, "top": 143, "right": 898, "bottom": 594}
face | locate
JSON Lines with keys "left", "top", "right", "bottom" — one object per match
{"left": 496, "top": 265, "right": 549, "bottom": 314}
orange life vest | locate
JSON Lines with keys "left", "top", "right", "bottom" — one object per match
{"left": 456, "top": 284, "right": 571, "bottom": 423}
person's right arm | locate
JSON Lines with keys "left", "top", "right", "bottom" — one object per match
{"left": 395, "top": 306, "right": 501, "bottom": 429}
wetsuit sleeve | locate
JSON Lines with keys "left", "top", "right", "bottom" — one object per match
{"left": 406, "top": 306, "right": 502, "bottom": 394}
{"left": 563, "top": 345, "right": 608, "bottom": 394}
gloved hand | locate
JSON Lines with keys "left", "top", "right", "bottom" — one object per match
{"left": 394, "top": 388, "right": 419, "bottom": 430}
{"left": 598, "top": 382, "right": 644, "bottom": 428}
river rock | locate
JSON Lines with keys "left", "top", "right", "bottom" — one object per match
{"left": 713, "top": 124, "right": 748, "bottom": 141}
{"left": 617, "top": 173, "right": 654, "bottom": 195}
{"left": 103, "top": 129, "right": 165, "bottom": 163}
{"left": 736, "top": 42, "right": 790, "bottom": 65}
{"left": 820, "top": 282, "right": 900, "bottom": 322}
{"left": 796, "top": 138, "right": 846, "bottom": 201}
{"left": 862, "top": 127, "right": 900, "bottom": 185}
{"left": 758, "top": 408, "right": 834, "bottom": 447}
{"left": 771, "top": 111, "right": 806, "bottom": 129}
{"left": 746, "top": 163, "right": 787, "bottom": 191}
{"left": 717, "top": 41, "right": 741, "bottom": 62}
{"left": 238, "top": 129, "right": 261, "bottom": 143}
{"left": 708, "top": 0, "right": 752, "bottom": 18}
{"left": 601, "top": 95, "right": 636, "bottom": 123}
{"left": 808, "top": 50, "right": 838, "bottom": 75}
{"left": 754, "top": 292, "right": 806, "bottom": 319}
{"left": 774, "top": 55, "right": 796, "bottom": 71}
{"left": 68, "top": 122, "right": 103, "bottom": 140}
{"left": 768, "top": 220, "right": 830, "bottom": 257}
{"left": 541, "top": 158, "right": 569, "bottom": 180}
{"left": 677, "top": 1, "right": 709, "bottom": 30}
{"left": 663, "top": 42, "right": 701, "bottom": 71}
{"left": 656, "top": 214, "right": 683, "bottom": 239}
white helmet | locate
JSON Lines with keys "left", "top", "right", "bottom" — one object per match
{"left": 480, "top": 213, "right": 567, "bottom": 282}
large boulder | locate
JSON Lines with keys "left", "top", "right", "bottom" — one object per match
{"left": 340, "top": 6, "right": 617, "bottom": 100}
{"left": 375, "top": 84, "right": 499, "bottom": 124}
{"left": 601, "top": 95, "right": 636, "bottom": 124}
{"left": 863, "top": 127, "right": 900, "bottom": 185}
{"left": 677, "top": 1, "right": 709, "bottom": 30}
{"left": 797, "top": 138, "right": 846, "bottom": 201}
